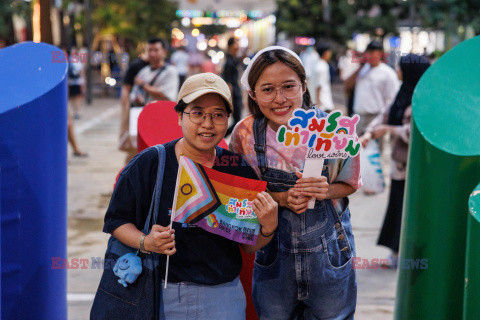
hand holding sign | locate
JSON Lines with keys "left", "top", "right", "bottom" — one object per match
{"left": 283, "top": 186, "right": 309, "bottom": 214}
{"left": 277, "top": 109, "right": 361, "bottom": 209}
{"left": 293, "top": 172, "right": 329, "bottom": 202}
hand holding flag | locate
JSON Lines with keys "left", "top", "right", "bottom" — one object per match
{"left": 165, "top": 156, "right": 274, "bottom": 287}
{"left": 252, "top": 191, "right": 278, "bottom": 236}
{"left": 170, "top": 156, "right": 269, "bottom": 245}
{"left": 144, "top": 225, "right": 176, "bottom": 255}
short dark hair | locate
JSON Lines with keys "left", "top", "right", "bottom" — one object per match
{"left": 316, "top": 43, "right": 331, "bottom": 57}
{"left": 227, "top": 37, "right": 237, "bottom": 48}
{"left": 365, "top": 40, "right": 383, "bottom": 52}
{"left": 174, "top": 100, "right": 188, "bottom": 113}
{"left": 148, "top": 37, "right": 167, "bottom": 50}
{"left": 174, "top": 98, "right": 232, "bottom": 115}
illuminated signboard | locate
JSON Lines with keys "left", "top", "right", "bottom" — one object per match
{"left": 176, "top": 10, "right": 265, "bottom": 19}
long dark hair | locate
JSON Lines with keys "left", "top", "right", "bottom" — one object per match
{"left": 247, "top": 50, "right": 312, "bottom": 118}
{"left": 388, "top": 54, "right": 430, "bottom": 125}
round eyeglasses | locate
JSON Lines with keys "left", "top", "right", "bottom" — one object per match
{"left": 183, "top": 110, "right": 229, "bottom": 125}
{"left": 253, "top": 82, "right": 303, "bottom": 102}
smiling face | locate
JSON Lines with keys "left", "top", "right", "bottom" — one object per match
{"left": 251, "top": 62, "right": 306, "bottom": 131}
{"left": 118, "top": 257, "right": 131, "bottom": 271}
{"left": 178, "top": 93, "right": 229, "bottom": 154}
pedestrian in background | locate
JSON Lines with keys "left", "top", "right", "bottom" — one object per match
{"left": 188, "top": 50, "right": 204, "bottom": 75}
{"left": 338, "top": 47, "right": 360, "bottom": 116}
{"left": 170, "top": 46, "right": 190, "bottom": 87}
{"left": 67, "top": 47, "right": 88, "bottom": 158}
{"left": 202, "top": 52, "right": 217, "bottom": 74}
{"left": 314, "top": 43, "right": 334, "bottom": 112}
{"left": 119, "top": 42, "right": 148, "bottom": 163}
{"left": 360, "top": 54, "right": 430, "bottom": 268}
{"left": 345, "top": 41, "right": 400, "bottom": 136}
{"left": 126, "top": 37, "right": 179, "bottom": 162}
{"left": 67, "top": 109, "right": 88, "bottom": 158}
{"left": 231, "top": 46, "right": 360, "bottom": 319}
{"left": 299, "top": 46, "right": 320, "bottom": 104}
{"left": 68, "top": 47, "right": 85, "bottom": 120}
{"left": 222, "top": 37, "right": 243, "bottom": 136}
{"left": 131, "top": 37, "right": 178, "bottom": 105}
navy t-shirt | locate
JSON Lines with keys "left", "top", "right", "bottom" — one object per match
{"left": 103, "top": 139, "right": 258, "bottom": 285}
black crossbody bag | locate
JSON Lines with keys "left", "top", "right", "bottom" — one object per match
{"left": 90, "top": 144, "right": 166, "bottom": 320}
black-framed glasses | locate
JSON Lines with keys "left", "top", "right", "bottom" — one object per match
{"left": 253, "top": 81, "right": 302, "bottom": 102}
{"left": 183, "top": 110, "right": 229, "bottom": 125}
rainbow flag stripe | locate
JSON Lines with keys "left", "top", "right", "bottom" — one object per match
{"left": 172, "top": 156, "right": 267, "bottom": 245}
{"left": 173, "top": 156, "right": 221, "bottom": 224}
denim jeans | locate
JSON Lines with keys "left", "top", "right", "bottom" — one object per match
{"left": 160, "top": 277, "right": 246, "bottom": 320}
{"left": 252, "top": 115, "right": 357, "bottom": 320}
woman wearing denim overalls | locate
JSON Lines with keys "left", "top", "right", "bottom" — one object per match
{"left": 230, "top": 47, "right": 361, "bottom": 319}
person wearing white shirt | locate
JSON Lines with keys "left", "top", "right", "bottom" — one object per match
{"left": 338, "top": 49, "right": 359, "bottom": 82}
{"left": 300, "top": 46, "right": 320, "bottom": 103}
{"left": 346, "top": 41, "right": 400, "bottom": 135}
{"left": 170, "top": 46, "right": 190, "bottom": 87}
{"left": 133, "top": 38, "right": 179, "bottom": 104}
{"left": 126, "top": 38, "right": 179, "bottom": 162}
{"left": 338, "top": 49, "right": 360, "bottom": 116}
{"left": 314, "top": 43, "right": 334, "bottom": 112}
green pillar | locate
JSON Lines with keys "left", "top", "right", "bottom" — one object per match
{"left": 463, "top": 184, "right": 480, "bottom": 319}
{"left": 394, "top": 36, "right": 480, "bottom": 319}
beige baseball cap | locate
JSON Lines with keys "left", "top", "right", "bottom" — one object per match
{"left": 177, "top": 73, "right": 233, "bottom": 113}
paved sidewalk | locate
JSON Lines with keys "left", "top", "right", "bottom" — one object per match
{"left": 67, "top": 90, "right": 396, "bottom": 319}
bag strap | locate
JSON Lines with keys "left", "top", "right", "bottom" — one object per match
{"left": 148, "top": 64, "right": 167, "bottom": 86}
{"left": 141, "top": 144, "right": 166, "bottom": 233}
{"left": 143, "top": 64, "right": 168, "bottom": 104}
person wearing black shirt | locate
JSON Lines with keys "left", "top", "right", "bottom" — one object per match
{"left": 104, "top": 73, "right": 278, "bottom": 319}
{"left": 123, "top": 57, "right": 149, "bottom": 87}
{"left": 222, "top": 37, "right": 243, "bottom": 136}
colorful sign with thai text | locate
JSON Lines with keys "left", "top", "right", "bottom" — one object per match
{"left": 276, "top": 109, "right": 361, "bottom": 160}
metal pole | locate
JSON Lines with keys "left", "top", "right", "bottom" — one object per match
{"left": 85, "top": 0, "right": 92, "bottom": 104}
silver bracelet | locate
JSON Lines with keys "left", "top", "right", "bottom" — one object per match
{"left": 139, "top": 234, "right": 151, "bottom": 254}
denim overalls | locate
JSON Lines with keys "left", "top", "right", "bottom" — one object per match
{"left": 251, "top": 113, "right": 357, "bottom": 320}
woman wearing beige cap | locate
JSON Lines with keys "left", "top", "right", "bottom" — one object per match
{"left": 95, "top": 73, "right": 278, "bottom": 319}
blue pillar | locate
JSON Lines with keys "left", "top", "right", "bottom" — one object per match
{"left": 0, "top": 42, "right": 68, "bottom": 319}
